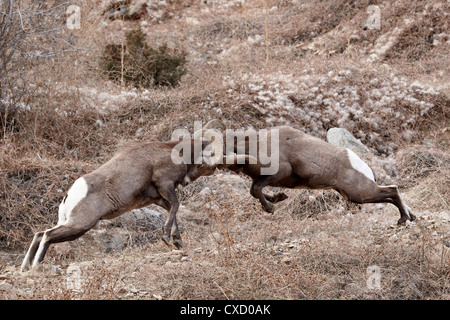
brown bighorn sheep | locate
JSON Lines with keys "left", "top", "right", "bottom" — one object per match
{"left": 21, "top": 121, "right": 252, "bottom": 272}
{"left": 210, "top": 121, "right": 416, "bottom": 225}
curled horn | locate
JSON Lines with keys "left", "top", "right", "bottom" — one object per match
{"left": 204, "top": 119, "right": 226, "bottom": 131}
{"left": 193, "top": 119, "right": 226, "bottom": 141}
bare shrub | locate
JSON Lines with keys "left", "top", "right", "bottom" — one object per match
{"left": 0, "top": 0, "right": 83, "bottom": 136}
{"left": 99, "top": 28, "right": 187, "bottom": 88}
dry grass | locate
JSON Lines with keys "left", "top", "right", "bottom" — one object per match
{"left": 0, "top": 0, "right": 449, "bottom": 300}
{"left": 2, "top": 190, "right": 448, "bottom": 299}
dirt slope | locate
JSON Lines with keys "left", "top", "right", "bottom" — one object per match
{"left": 0, "top": 0, "right": 448, "bottom": 299}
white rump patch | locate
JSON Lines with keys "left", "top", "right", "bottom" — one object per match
{"left": 346, "top": 149, "right": 375, "bottom": 182}
{"left": 58, "top": 177, "right": 88, "bottom": 225}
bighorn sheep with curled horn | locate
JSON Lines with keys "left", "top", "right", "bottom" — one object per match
{"left": 210, "top": 120, "right": 416, "bottom": 225}
{"left": 21, "top": 120, "right": 253, "bottom": 272}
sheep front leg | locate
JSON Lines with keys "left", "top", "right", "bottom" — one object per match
{"left": 250, "top": 179, "right": 274, "bottom": 213}
{"left": 157, "top": 183, "right": 182, "bottom": 247}
{"left": 171, "top": 217, "right": 183, "bottom": 249}
{"left": 265, "top": 192, "right": 288, "bottom": 203}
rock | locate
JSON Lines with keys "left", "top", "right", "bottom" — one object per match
{"left": 153, "top": 293, "right": 163, "bottom": 300}
{"left": 210, "top": 232, "right": 223, "bottom": 244}
{"left": 327, "top": 128, "right": 370, "bottom": 154}
{"left": 116, "top": 287, "right": 128, "bottom": 294}
{"left": 17, "top": 288, "right": 33, "bottom": 299}
{"left": 0, "top": 280, "right": 14, "bottom": 292}
{"left": 169, "top": 250, "right": 184, "bottom": 262}
{"left": 26, "top": 278, "right": 35, "bottom": 286}
{"left": 94, "top": 228, "right": 130, "bottom": 253}
{"left": 281, "top": 256, "right": 292, "bottom": 265}
{"left": 105, "top": 0, "right": 147, "bottom": 20}
{"left": 192, "top": 247, "right": 203, "bottom": 254}
{"left": 135, "top": 127, "right": 144, "bottom": 137}
{"left": 198, "top": 187, "right": 212, "bottom": 196}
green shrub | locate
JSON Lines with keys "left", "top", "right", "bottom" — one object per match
{"left": 99, "top": 28, "right": 187, "bottom": 88}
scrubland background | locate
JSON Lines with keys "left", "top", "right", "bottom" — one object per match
{"left": 0, "top": 0, "right": 449, "bottom": 299}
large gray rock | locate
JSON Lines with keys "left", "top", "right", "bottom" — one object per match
{"left": 327, "top": 128, "right": 370, "bottom": 154}
{"left": 94, "top": 228, "right": 130, "bottom": 253}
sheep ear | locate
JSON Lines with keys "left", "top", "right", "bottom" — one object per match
{"left": 218, "top": 154, "right": 257, "bottom": 169}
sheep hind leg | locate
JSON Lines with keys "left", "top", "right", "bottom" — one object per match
{"left": 155, "top": 198, "right": 172, "bottom": 246}
{"left": 375, "top": 185, "right": 415, "bottom": 224}
{"left": 265, "top": 192, "right": 288, "bottom": 203}
{"left": 21, "top": 231, "right": 45, "bottom": 272}
{"left": 30, "top": 224, "right": 92, "bottom": 270}
{"left": 341, "top": 185, "right": 415, "bottom": 225}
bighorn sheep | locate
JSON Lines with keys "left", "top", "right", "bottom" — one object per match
{"left": 209, "top": 121, "right": 416, "bottom": 225}
{"left": 21, "top": 121, "right": 252, "bottom": 272}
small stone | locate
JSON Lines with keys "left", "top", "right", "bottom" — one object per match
{"left": 192, "top": 247, "right": 202, "bottom": 254}
{"left": 443, "top": 239, "right": 450, "bottom": 248}
{"left": 410, "top": 234, "right": 419, "bottom": 241}
{"left": 116, "top": 287, "right": 128, "bottom": 294}
{"left": 170, "top": 254, "right": 182, "bottom": 262}
{"left": 0, "top": 280, "right": 14, "bottom": 292}
{"left": 327, "top": 128, "right": 370, "bottom": 154}
{"left": 135, "top": 127, "right": 144, "bottom": 137}
{"left": 210, "top": 232, "right": 222, "bottom": 242}
{"left": 281, "top": 256, "right": 292, "bottom": 265}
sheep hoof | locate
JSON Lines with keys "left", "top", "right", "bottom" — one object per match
{"left": 263, "top": 204, "right": 275, "bottom": 214}
{"left": 270, "top": 193, "right": 288, "bottom": 203}
{"left": 161, "top": 235, "right": 171, "bottom": 246}
{"left": 173, "top": 239, "right": 183, "bottom": 249}
{"left": 20, "top": 265, "right": 30, "bottom": 273}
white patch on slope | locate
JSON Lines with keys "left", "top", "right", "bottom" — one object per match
{"left": 58, "top": 177, "right": 88, "bottom": 225}
{"left": 346, "top": 148, "right": 375, "bottom": 181}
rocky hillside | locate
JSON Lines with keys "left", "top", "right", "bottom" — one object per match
{"left": 0, "top": 0, "right": 448, "bottom": 300}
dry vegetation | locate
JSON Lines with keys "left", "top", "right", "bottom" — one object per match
{"left": 0, "top": 0, "right": 449, "bottom": 300}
